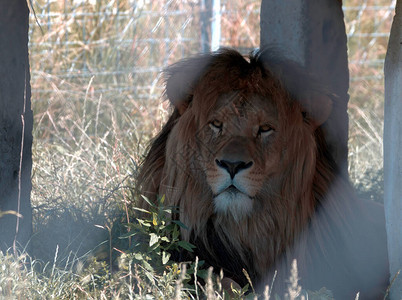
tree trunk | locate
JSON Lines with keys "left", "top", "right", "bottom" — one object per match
{"left": 260, "top": 0, "right": 349, "bottom": 175}
{"left": 384, "top": 1, "right": 402, "bottom": 298}
{"left": 0, "top": 0, "right": 33, "bottom": 253}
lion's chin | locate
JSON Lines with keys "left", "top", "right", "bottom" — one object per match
{"left": 213, "top": 189, "right": 253, "bottom": 222}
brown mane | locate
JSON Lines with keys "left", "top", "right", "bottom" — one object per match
{"left": 137, "top": 48, "right": 388, "bottom": 298}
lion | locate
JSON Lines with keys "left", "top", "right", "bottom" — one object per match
{"left": 137, "top": 48, "right": 389, "bottom": 299}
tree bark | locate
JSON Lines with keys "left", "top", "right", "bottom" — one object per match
{"left": 384, "top": 1, "right": 402, "bottom": 298}
{"left": 0, "top": 0, "right": 33, "bottom": 253}
{"left": 260, "top": 0, "right": 349, "bottom": 175}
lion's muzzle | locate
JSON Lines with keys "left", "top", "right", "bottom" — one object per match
{"left": 215, "top": 159, "right": 253, "bottom": 179}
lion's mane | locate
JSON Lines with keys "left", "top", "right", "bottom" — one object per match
{"left": 137, "top": 48, "right": 388, "bottom": 299}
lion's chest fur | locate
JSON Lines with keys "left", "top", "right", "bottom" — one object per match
{"left": 178, "top": 189, "right": 310, "bottom": 284}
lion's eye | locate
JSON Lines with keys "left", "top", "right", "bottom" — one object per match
{"left": 258, "top": 124, "right": 274, "bottom": 137}
{"left": 209, "top": 119, "right": 223, "bottom": 131}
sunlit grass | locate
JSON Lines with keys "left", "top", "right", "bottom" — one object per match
{"left": 0, "top": 0, "right": 392, "bottom": 298}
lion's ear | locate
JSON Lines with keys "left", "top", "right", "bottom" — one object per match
{"left": 164, "top": 54, "right": 213, "bottom": 115}
{"left": 299, "top": 93, "right": 334, "bottom": 127}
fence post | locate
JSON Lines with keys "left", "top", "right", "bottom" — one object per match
{"left": 210, "top": 0, "right": 221, "bottom": 51}
{"left": 260, "top": 0, "right": 349, "bottom": 176}
{"left": 200, "top": 0, "right": 212, "bottom": 53}
{"left": 384, "top": 0, "right": 402, "bottom": 298}
{"left": 200, "top": 0, "right": 220, "bottom": 52}
{"left": 0, "top": 0, "right": 33, "bottom": 254}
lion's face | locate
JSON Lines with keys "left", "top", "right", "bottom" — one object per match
{"left": 153, "top": 48, "right": 331, "bottom": 228}
{"left": 193, "top": 91, "right": 290, "bottom": 221}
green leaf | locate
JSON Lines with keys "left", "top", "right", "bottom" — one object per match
{"left": 137, "top": 219, "right": 151, "bottom": 227}
{"left": 144, "top": 267, "right": 155, "bottom": 281}
{"left": 165, "top": 223, "right": 175, "bottom": 231}
{"left": 162, "top": 251, "right": 171, "bottom": 264}
{"left": 152, "top": 213, "right": 158, "bottom": 226}
{"left": 241, "top": 284, "right": 250, "bottom": 294}
{"left": 132, "top": 207, "right": 151, "bottom": 214}
{"left": 172, "top": 226, "right": 180, "bottom": 240}
{"left": 177, "top": 240, "right": 196, "bottom": 252}
{"left": 162, "top": 208, "right": 172, "bottom": 215}
{"left": 132, "top": 241, "right": 141, "bottom": 248}
{"left": 160, "top": 236, "right": 170, "bottom": 243}
{"left": 172, "top": 220, "right": 189, "bottom": 230}
{"left": 125, "top": 222, "right": 144, "bottom": 230}
{"left": 119, "top": 231, "right": 139, "bottom": 239}
{"left": 141, "top": 195, "right": 154, "bottom": 208}
{"left": 195, "top": 269, "right": 209, "bottom": 279}
{"left": 149, "top": 233, "right": 159, "bottom": 247}
{"left": 134, "top": 253, "right": 143, "bottom": 260}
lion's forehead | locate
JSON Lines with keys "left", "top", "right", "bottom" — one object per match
{"left": 211, "top": 92, "right": 278, "bottom": 123}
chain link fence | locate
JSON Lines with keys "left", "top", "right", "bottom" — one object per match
{"left": 28, "top": 0, "right": 396, "bottom": 192}
{"left": 28, "top": 0, "right": 395, "bottom": 105}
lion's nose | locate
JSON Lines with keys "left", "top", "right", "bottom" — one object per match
{"left": 215, "top": 159, "right": 253, "bottom": 179}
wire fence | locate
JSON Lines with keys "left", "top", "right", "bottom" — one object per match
{"left": 28, "top": 0, "right": 396, "bottom": 185}
{"left": 28, "top": 0, "right": 395, "bottom": 100}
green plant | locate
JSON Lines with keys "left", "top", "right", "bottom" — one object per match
{"left": 122, "top": 195, "right": 195, "bottom": 268}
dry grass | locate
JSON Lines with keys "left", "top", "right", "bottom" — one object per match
{"left": 344, "top": 0, "right": 395, "bottom": 201}
{"left": 1, "top": 0, "right": 394, "bottom": 298}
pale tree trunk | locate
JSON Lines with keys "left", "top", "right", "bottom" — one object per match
{"left": 0, "top": 0, "right": 33, "bottom": 253}
{"left": 260, "top": 0, "right": 349, "bottom": 176}
{"left": 384, "top": 1, "right": 402, "bottom": 298}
